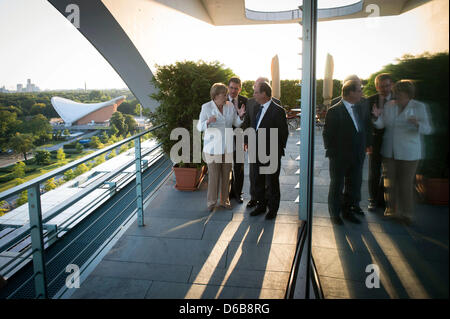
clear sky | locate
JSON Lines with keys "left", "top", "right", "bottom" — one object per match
{"left": 0, "top": 0, "right": 446, "bottom": 91}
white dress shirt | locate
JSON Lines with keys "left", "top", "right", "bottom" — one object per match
{"left": 256, "top": 99, "right": 272, "bottom": 130}
{"left": 197, "top": 100, "right": 243, "bottom": 155}
{"left": 342, "top": 99, "right": 360, "bottom": 132}
{"left": 373, "top": 99, "right": 432, "bottom": 160}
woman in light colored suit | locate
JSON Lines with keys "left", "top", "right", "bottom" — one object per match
{"left": 197, "top": 83, "right": 245, "bottom": 211}
{"left": 372, "top": 80, "right": 432, "bottom": 225}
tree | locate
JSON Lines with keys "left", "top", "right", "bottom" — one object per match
{"left": 0, "top": 111, "right": 22, "bottom": 151}
{"left": 88, "top": 90, "right": 102, "bottom": 101}
{"left": 89, "top": 136, "right": 103, "bottom": 149}
{"left": 124, "top": 114, "right": 138, "bottom": 134}
{"left": 241, "top": 80, "right": 254, "bottom": 98}
{"left": 35, "top": 150, "right": 51, "bottom": 165}
{"left": 74, "top": 163, "right": 89, "bottom": 176}
{"left": 44, "top": 178, "right": 57, "bottom": 191}
{"left": 0, "top": 200, "right": 7, "bottom": 217}
{"left": 56, "top": 148, "right": 66, "bottom": 162}
{"left": 12, "top": 161, "right": 26, "bottom": 179}
{"left": 64, "top": 169, "right": 75, "bottom": 181}
{"left": 94, "top": 154, "right": 106, "bottom": 166}
{"left": 108, "top": 149, "right": 116, "bottom": 159}
{"left": 280, "top": 80, "right": 301, "bottom": 108}
{"left": 110, "top": 112, "right": 127, "bottom": 136}
{"left": 63, "top": 129, "right": 70, "bottom": 138}
{"left": 30, "top": 103, "right": 46, "bottom": 115}
{"left": 109, "top": 124, "right": 119, "bottom": 137}
{"left": 16, "top": 191, "right": 28, "bottom": 207}
{"left": 100, "top": 131, "right": 109, "bottom": 144}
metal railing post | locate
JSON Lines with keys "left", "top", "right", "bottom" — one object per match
{"left": 27, "top": 183, "right": 48, "bottom": 298}
{"left": 134, "top": 136, "right": 144, "bottom": 226}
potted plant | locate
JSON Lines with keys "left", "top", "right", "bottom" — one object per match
{"left": 416, "top": 156, "right": 449, "bottom": 205}
{"left": 149, "top": 61, "right": 234, "bottom": 191}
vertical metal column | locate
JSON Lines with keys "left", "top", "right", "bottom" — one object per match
{"left": 27, "top": 184, "right": 48, "bottom": 298}
{"left": 299, "top": 0, "right": 317, "bottom": 299}
{"left": 134, "top": 137, "right": 144, "bottom": 226}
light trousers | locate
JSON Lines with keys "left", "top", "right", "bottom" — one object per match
{"left": 382, "top": 157, "right": 418, "bottom": 219}
{"left": 205, "top": 153, "right": 232, "bottom": 208}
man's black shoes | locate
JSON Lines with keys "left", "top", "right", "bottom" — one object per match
{"left": 350, "top": 206, "right": 365, "bottom": 216}
{"left": 368, "top": 202, "right": 377, "bottom": 211}
{"left": 342, "top": 212, "right": 361, "bottom": 224}
{"left": 250, "top": 206, "right": 266, "bottom": 216}
{"left": 247, "top": 199, "right": 258, "bottom": 208}
{"left": 236, "top": 195, "right": 243, "bottom": 203}
{"left": 330, "top": 216, "right": 344, "bottom": 225}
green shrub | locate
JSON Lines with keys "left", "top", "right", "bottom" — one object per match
{"left": 35, "top": 150, "right": 52, "bottom": 165}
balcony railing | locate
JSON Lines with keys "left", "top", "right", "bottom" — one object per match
{"left": 0, "top": 124, "right": 172, "bottom": 298}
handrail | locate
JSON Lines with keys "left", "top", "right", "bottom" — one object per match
{"left": 0, "top": 124, "right": 171, "bottom": 299}
{"left": 0, "top": 124, "right": 165, "bottom": 201}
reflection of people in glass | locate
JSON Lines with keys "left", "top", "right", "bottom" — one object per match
{"left": 367, "top": 73, "right": 394, "bottom": 212}
{"left": 197, "top": 83, "right": 245, "bottom": 212}
{"left": 372, "top": 80, "right": 432, "bottom": 225}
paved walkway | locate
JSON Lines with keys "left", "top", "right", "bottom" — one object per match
{"left": 311, "top": 129, "right": 449, "bottom": 299}
{"left": 70, "top": 129, "right": 303, "bottom": 299}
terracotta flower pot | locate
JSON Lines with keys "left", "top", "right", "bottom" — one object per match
{"left": 173, "top": 165, "right": 207, "bottom": 191}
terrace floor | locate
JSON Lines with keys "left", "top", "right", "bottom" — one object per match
{"left": 67, "top": 127, "right": 449, "bottom": 299}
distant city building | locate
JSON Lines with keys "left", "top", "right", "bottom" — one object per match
{"left": 0, "top": 86, "right": 9, "bottom": 93}
{"left": 51, "top": 95, "right": 125, "bottom": 126}
{"left": 15, "top": 79, "right": 40, "bottom": 93}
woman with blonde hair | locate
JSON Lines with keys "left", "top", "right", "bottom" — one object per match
{"left": 372, "top": 80, "right": 432, "bottom": 225}
{"left": 197, "top": 83, "right": 245, "bottom": 211}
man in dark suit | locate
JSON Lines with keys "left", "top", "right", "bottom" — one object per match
{"left": 367, "top": 73, "right": 393, "bottom": 211}
{"left": 228, "top": 77, "right": 248, "bottom": 203}
{"left": 241, "top": 77, "right": 281, "bottom": 208}
{"left": 247, "top": 81, "right": 288, "bottom": 220}
{"left": 243, "top": 77, "right": 282, "bottom": 209}
{"left": 323, "top": 80, "right": 372, "bottom": 225}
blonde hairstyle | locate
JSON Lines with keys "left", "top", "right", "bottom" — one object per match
{"left": 393, "top": 80, "right": 415, "bottom": 99}
{"left": 210, "top": 83, "right": 228, "bottom": 100}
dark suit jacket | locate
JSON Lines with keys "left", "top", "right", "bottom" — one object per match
{"left": 243, "top": 97, "right": 282, "bottom": 131}
{"left": 367, "top": 93, "right": 392, "bottom": 142}
{"left": 323, "top": 100, "right": 371, "bottom": 162}
{"left": 230, "top": 95, "right": 248, "bottom": 126}
{"left": 248, "top": 100, "right": 289, "bottom": 158}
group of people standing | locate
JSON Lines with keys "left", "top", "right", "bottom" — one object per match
{"left": 197, "top": 77, "right": 289, "bottom": 220}
{"left": 323, "top": 73, "right": 432, "bottom": 226}
{"left": 196, "top": 72, "right": 431, "bottom": 226}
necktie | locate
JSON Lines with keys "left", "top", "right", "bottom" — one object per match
{"left": 351, "top": 104, "right": 361, "bottom": 132}
{"left": 254, "top": 105, "right": 263, "bottom": 129}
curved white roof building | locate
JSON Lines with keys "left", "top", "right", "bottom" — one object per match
{"left": 51, "top": 96, "right": 125, "bottom": 126}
